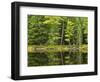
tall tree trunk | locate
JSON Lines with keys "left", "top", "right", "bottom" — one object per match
{"left": 37, "top": 17, "right": 41, "bottom": 45}
{"left": 61, "top": 20, "right": 65, "bottom": 45}
{"left": 77, "top": 18, "right": 83, "bottom": 63}
{"left": 60, "top": 19, "right": 65, "bottom": 65}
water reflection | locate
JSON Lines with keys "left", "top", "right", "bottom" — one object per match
{"left": 28, "top": 50, "right": 88, "bottom": 66}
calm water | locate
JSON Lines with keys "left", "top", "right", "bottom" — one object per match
{"left": 28, "top": 50, "right": 88, "bottom": 66}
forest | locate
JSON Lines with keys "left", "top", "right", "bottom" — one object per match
{"left": 28, "top": 15, "right": 88, "bottom": 66}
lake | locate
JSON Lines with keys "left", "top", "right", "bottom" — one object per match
{"left": 28, "top": 50, "right": 88, "bottom": 66}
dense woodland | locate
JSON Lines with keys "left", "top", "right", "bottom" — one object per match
{"left": 28, "top": 15, "right": 88, "bottom": 46}
{"left": 28, "top": 15, "right": 88, "bottom": 66}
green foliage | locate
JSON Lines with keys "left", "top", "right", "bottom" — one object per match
{"left": 28, "top": 15, "right": 88, "bottom": 46}
{"left": 28, "top": 15, "right": 88, "bottom": 66}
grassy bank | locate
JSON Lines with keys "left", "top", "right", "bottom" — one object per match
{"left": 28, "top": 45, "right": 87, "bottom": 53}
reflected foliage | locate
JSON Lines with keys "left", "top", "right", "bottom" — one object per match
{"left": 28, "top": 51, "right": 87, "bottom": 66}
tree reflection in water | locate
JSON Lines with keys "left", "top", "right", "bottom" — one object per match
{"left": 28, "top": 50, "right": 87, "bottom": 66}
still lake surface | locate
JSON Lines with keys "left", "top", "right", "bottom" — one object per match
{"left": 28, "top": 50, "right": 88, "bottom": 66}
